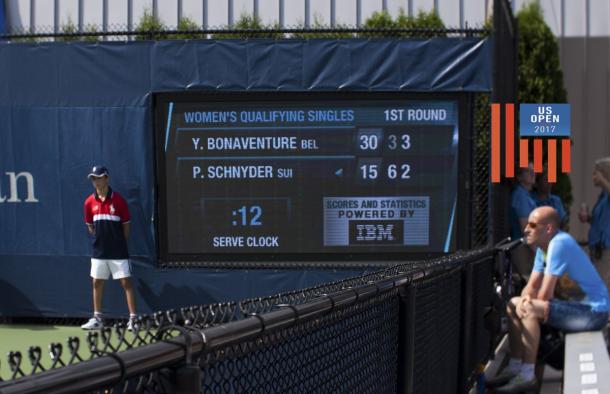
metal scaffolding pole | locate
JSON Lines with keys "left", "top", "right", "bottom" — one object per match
{"left": 30, "top": 0, "right": 35, "bottom": 34}
{"left": 102, "top": 0, "right": 108, "bottom": 40}
{"left": 128, "top": 0, "right": 133, "bottom": 35}
{"left": 228, "top": 0, "right": 234, "bottom": 26}
{"left": 54, "top": 0, "right": 59, "bottom": 34}
{"left": 460, "top": 0, "right": 464, "bottom": 28}
{"left": 79, "top": 0, "right": 84, "bottom": 32}
{"left": 202, "top": 0, "right": 208, "bottom": 29}
{"left": 178, "top": 0, "right": 183, "bottom": 26}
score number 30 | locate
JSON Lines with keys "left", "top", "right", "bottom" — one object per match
{"left": 359, "top": 134, "right": 411, "bottom": 150}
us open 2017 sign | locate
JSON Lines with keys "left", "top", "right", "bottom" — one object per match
{"left": 491, "top": 103, "right": 571, "bottom": 183}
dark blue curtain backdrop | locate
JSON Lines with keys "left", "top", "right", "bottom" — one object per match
{"left": 0, "top": 38, "right": 491, "bottom": 318}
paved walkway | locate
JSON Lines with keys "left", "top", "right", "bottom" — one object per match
{"left": 539, "top": 365, "right": 562, "bottom": 394}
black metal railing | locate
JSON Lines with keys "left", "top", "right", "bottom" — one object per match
{"left": 0, "top": 247, "right": 499, "bottom": 394}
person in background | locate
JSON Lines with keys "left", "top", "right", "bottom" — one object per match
{"left": 488, "top": 206, "right": 609, "bottom": 393}
{"left": 509, "top": 163, "right": 537, "bottom": 275}
{"left": 579, "top": 157, "right": 610, "bottom": 292}
{"left": 531, "top": 167, "right": 568, "bottom": 230}
{"left": 81, "top": 165, "right": 137, "bottom": 331}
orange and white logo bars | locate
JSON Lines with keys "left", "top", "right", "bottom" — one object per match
{"left": 491, "top": 103, "right": 571, "bottom": 183}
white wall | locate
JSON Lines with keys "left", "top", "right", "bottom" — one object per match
{"left": 8, "top": 0, "right": 607, "bottom": 35}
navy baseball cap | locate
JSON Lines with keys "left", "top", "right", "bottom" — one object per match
{"left": 88, "top": 165, "right": 109, "bottom": 179}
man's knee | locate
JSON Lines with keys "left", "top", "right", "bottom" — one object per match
{"left": 526, "top": 299, "right": 549, "bottom": 321}
{"left": 92, "top": 278, "right": 105, "bottom": 288}
{"left": 506, "top": 296, "right": 521, "bottom": 316}
{"left": 120, "top": 277, "right": 133, "bottom": 290}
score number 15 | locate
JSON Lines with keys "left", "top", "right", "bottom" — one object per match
{"left": 360, "top": 163, "right": 411, "bottom": 180}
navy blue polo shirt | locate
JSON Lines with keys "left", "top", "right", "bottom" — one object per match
{"left": 590, "top": 191, "right": 610, "bottom": 249}
{"left": 84, "top": 187, "right": 130, "bottom": 259}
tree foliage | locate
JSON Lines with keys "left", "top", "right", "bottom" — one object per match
{"left": 126, "top": 7, "right": 447, "bottom": 41}
{"left": 291, "top": 14, "right": 353, "bottom": 39}
{"left": 517, "top": 2, "right": 566, "bottom": 103}
{"left": 174, "top": 16, "right": 203, "bottom": 40}
{"left": 211, "top": 14, "right": 282, "bottom": 39}
{"left": 517, "top": 1, "right": 572, "bottom": 209}
{"left": 135, "top": 8, "right": 167, "bottom": 40}
{"left": 361, "top": 9, "right": 446, "bottom": 38}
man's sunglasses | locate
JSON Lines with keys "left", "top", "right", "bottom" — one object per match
{"left": 526, "top": 221, "right": 545, "bottom": 229}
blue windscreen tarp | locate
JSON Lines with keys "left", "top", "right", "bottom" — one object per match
{"left": 0, "top": 38, "right": 491, "bottom": 318}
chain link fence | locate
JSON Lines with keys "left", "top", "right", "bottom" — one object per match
{"left": 0, "top": 247, "right": 498, "bottom": 394}
{"left": 0, "top": 24, "right": 489, "bottom": 42}
{"left": 472, "top": 93, "right": 492, "bottom": 248}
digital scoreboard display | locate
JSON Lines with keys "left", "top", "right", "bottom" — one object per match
{"left": 155, "top": 93, "right": 462, "bottom": 262}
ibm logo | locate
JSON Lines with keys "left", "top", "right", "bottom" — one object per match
{"left": 355, "top": 224, "right": 395, "bottom": 241}
{"left": 349, "top": 220, "right": 403, "bottom": 245}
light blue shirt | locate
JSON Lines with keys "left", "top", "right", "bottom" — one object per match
{"left": 533, "top": 231, "right": 610, "bottom": 312}
{"left": 589, "top": 191, "right": 610, "bottom": 249}
{"left": 531, "top": 193, "right": 567, "bottom": 221}
{"left": 509, "top": 185, "right": 537, "bottom": 240}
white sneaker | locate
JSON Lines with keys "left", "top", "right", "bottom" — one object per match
{"left": 494, "top": 375, "right": 538, "bottom": 393}
{"left": 81, "top": 317, "right": 104, "bottom": 330}
{"left": 127, "top": 318, "right": 137, "bottom": 332}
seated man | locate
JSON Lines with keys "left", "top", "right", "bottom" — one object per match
{"left": 490, "top": 206, "right": 610, "bottom": 393}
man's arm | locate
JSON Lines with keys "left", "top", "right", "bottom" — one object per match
{"left": 536, "top": 274, "right": 559, "bottom": 301}
{"left": 86, "top": 223, "right": 94, "bottom": 235}
{"left": 516, "top": 271, "right": 545, "bottom": 318}
{"left": 521, "top": 271, "right": 543, "bottom": 299}
{"left": 123, "top": 222, "right": 130, "bottom": 240}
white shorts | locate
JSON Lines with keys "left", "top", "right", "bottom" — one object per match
{"left": 90, "top": 258, "right": 132, "bottom": 280}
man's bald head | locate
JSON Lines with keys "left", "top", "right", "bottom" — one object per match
{"left": 532, "top": 206, "right": 561, "bottom": 228}
{"left": 523, "top": 206, "right": 561, "bottom": 249}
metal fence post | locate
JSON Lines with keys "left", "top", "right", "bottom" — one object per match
{"left": 102, "top": 0, "right": 108, "bottom": 41}
{"left": 54, "top": 0, "right": 59, "bottom": 34}
{"left": 127, "top": 0, "right": 133, "bottom": 33}
{"left": 202, "top": 0, "right": 208, "bottom": 29}
{"left": 30, "top": 0, "right": 36, "bottom": 34}
{"left": 398, "top": 284, "right": 416, "bottom": 394}
{"left": 178, "top": 0, "right": 183, "bottom": 26}
{"left": 459, "top": 263, "right": 475, "bottom": 393}
{"left": 78, "top": 0, "right": 84, "bottom": 33}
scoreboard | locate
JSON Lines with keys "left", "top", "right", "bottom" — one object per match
{"left": 155, "top": 93, "right": 464, "bottom": 263}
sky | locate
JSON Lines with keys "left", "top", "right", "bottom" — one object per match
{"left": 5, "top": 0, "right": 610, "bottom": 36}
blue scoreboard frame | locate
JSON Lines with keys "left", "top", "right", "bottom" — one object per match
{"left": 154, "top": 92, "right": 472, "bottom": 267}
